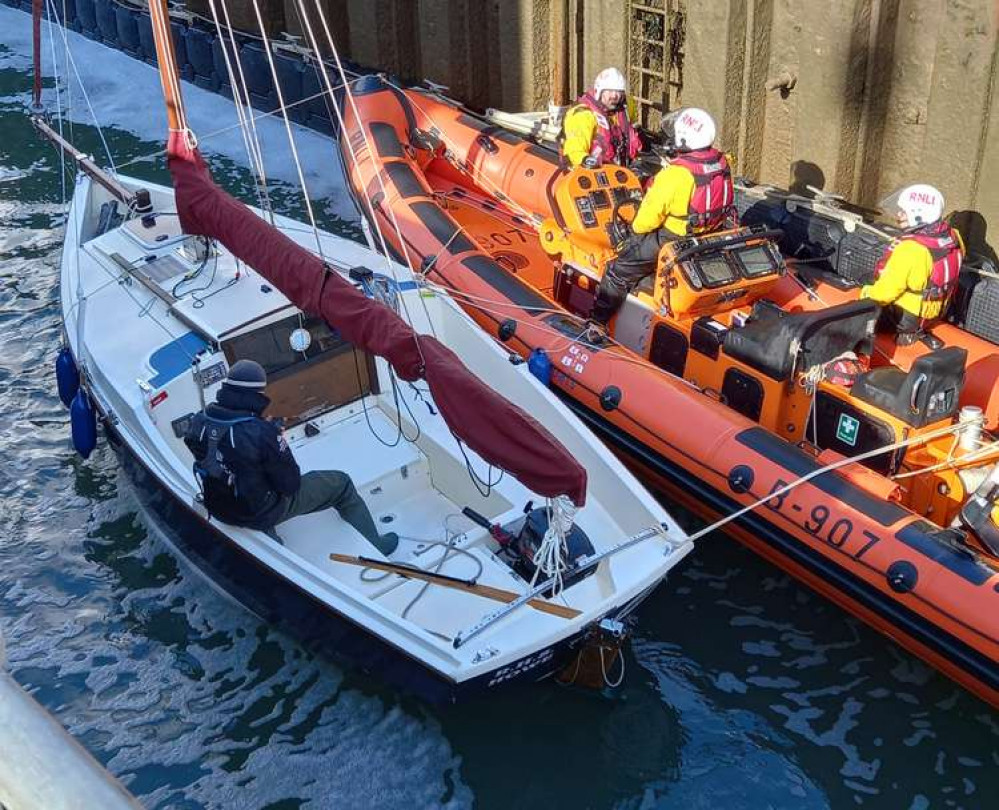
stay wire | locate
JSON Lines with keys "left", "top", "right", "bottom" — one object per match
{"left": 304, "top": 0, "right": 437, "bottom": 359}
{"left": 207, "top": 0, "right": 272, "bottom": 216}
{"left": 247, "top": 0, "right": 327, "bottom": 260}
{"left": 43, "top": 0, "right": 117, "bottom": 172}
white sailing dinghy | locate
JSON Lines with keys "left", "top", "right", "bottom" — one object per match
{"left": 41, "top": 0, "right": 692, "bottom": 700}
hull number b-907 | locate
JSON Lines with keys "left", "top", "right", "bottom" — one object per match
{"left": 765, "top": 478, "right": 881, "bottom": 560}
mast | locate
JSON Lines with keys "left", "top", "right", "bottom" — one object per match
{"left": 148, "top": 0, "right": 190, "bottom": 137}
{"left": 31, "top": 0, "right": 42, "bottom": 111}
{"left": 29, "top": 0, "right": 132, "bottom": 203}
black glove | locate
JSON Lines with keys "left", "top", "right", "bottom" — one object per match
{"left": 582, "top": 155, "right": 599, "bottom": 169}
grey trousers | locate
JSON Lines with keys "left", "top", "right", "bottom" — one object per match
{"left": 274, "top": 470, "right": 381, "bottom": 544}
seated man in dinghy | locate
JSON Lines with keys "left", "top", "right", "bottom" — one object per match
{"left": 589, "top": 107, "right": 735, "bottom": 330}
{"left": 860, "top": 184, "right": 964, "bottom": 347}
{"left": 184, "top": 360, "right": 397, "bottom": 554}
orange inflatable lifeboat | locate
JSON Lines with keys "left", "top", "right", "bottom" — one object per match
{"left": 339, "top": 76, "right": 999, "bottom": 707}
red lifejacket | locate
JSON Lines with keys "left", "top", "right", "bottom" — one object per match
{"left": 574, "top": 92, "right": 642, "bottom": 167}
{"left": 670, "top": 148, "right": 736, "bottom": 233}
{"left": 874, "top": 221, "right": 963, "bottom": 306}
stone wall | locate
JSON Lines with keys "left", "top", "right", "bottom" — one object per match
{"left": 682, "top": 0, "right": 999, "bottom": 254}
{"left": 194, "top": 0, "right": 999, "bottom": 246}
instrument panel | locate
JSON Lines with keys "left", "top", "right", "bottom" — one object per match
{"left": 555, "top": 166, "right": 643, "bottom": 244}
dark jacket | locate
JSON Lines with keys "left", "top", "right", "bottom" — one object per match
{"left": 183, "top": 385, "right": 300, "bottom": 529}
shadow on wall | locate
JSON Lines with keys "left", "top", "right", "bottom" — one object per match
{"left": 789, "top": 161, "right": 824, "bottom": 197}
{"left": 950, "top": 210, "right": 999, "bottom": 268}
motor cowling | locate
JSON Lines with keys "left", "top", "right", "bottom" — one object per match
{"left": 510, "top": 507, "right": 596, "bottom": 584}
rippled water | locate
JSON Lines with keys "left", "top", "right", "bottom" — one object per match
{"left": 2, "top": 15, "right": 998, "bottom": 809}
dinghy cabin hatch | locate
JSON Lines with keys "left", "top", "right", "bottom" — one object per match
{"left": 222, "top": 314, "right": 378, "bottom": 427}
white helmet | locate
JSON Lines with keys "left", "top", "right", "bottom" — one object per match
{"left": 664, "top": 107, "right": 716, "bottom": 151}
{"left": 881, "top": 184, "right": 944, "bottom": 228}
{"left": 593, "top": 67, "right": 627, "bottom": 97}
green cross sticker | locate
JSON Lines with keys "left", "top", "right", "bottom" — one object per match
{"left": 836, "top": 413, "right": 860, "bottom": 446}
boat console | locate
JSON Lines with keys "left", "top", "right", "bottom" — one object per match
{"left": 723, "top": 300, "right": 878, "bottom": 382}
{"left": 539, "top": 165, "right": 644, "bottom": 274}
{"left": 222, "top": 314, "right": 379, "bottom": 427}
{"left": 653, "top": 227, "right": 785, "bottom": 318}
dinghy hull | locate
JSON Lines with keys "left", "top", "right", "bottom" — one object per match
{"left": 101, "top": 409, "right": 628, "bottom": 704}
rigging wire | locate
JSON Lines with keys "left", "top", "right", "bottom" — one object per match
{"left": 111, "top": 83, "right": 355, "bottom": 172}
{"left": 41, "top": 0, "right": 117, "bottom": 172}
{"left": 245, "top": 0, "right": 327, "bottom": 259}
{"left": 42, "top": 0, "right": 67, "bottom": 207}
{"left": 207, "top": 0, "right": 273, "bottom": 217}
{"left": 301, "top": 0, "right": 438, "bottom": 353}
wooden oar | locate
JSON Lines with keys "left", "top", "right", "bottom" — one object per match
{"left": 329, "top": 554, "right": 581, "bottom": 619}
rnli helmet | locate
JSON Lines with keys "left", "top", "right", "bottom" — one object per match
{"left": 662, "top": 107, "right": 716, "bottom": 151}
{"left": 881, "top": 184, "right": 944, "bottom": 228}
{"left": 593, "top": 67, "right": 627, "bottom": 96}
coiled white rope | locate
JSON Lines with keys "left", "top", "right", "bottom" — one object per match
{"left": 529, "top": 494, "right": 576, "bottom": 596}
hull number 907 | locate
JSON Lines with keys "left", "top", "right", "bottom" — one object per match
{"left": 765, "top": 478, "right": 881, "bottom": 560}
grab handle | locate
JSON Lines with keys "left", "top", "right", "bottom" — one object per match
{"left": 462, "top": 506, "right": 493, "bottom": 530}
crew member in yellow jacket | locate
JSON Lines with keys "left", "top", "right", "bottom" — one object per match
{"left": 860, "top": 184, "right": 964, "bottom": 346}
{"left": 561, "top": 67, "right": 642, "bottom": 168}
{"left": 590, "top": 107, "right": 734, "bottom": 327}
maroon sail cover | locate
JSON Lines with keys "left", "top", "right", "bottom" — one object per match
{"left": 166, "top": 134, "right": 586, "bottom": 505}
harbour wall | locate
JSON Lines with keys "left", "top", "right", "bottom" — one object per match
{"left": 16, "top": 0, "right": 999, "bottom": 254}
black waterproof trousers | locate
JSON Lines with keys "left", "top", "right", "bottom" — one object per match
{"left": 592, "top": 229, "right": 678, "bottom": 325}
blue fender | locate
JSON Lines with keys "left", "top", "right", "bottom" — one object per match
{"left": 527, "top": 348, "right": 552, "bottom": 387}
{"left": 70, "top": 388, "right": 97, "bottom": 459}
{"left": 55, "top": 347, "right": 80, "bottom": 408}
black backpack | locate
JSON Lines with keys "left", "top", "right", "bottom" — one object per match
{"left": 193, "top": 415, "right": 254, "bottom": 494}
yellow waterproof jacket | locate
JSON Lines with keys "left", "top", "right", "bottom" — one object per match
{"left": 630, "top": 164, "right": 696, "bottom": 236}
{"left": 562, "top": 97, "right": 639, "bottom": 167}
{"left": 860, "top": 236, "right": 963, "bottom": 320}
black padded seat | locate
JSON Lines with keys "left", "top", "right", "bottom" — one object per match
{"left": 723, "top": 300, "right": 878, "bottom": 381}
{"left": 851, "top": 346, "right": 968, "bottom": 428}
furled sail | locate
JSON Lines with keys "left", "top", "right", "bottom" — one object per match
{"left": 166, "top": 133, "right": 587, "bottom": 505}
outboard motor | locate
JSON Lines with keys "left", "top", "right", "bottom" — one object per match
{"left": 508, "top": 506, "right": 596, "bottom": 585}
{"left": 959, "top": 465, "right": 999, "bottom": 556}
{"left": 462, "top": 504, "right": 597, "bottom": 586}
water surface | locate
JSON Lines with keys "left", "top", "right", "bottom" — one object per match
{"left": 1, "top": 12, "right": 997, "bottom": 809}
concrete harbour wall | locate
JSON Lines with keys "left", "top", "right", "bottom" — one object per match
{"left": 52, "top": 0, "right": 999, "bottom": 248}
